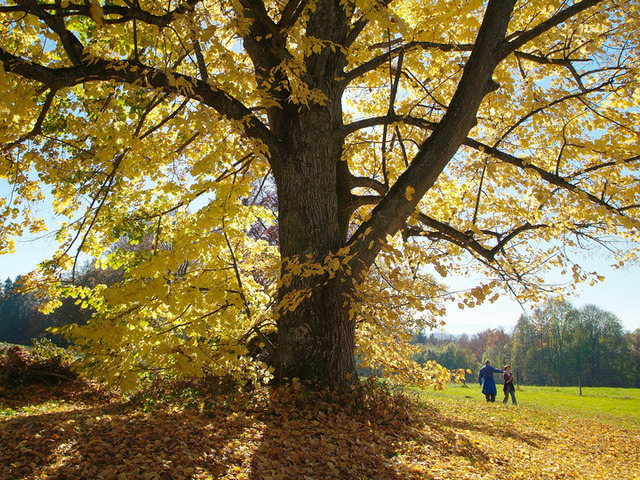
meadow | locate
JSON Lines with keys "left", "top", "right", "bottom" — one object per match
{"left": 419, "top": 383, "right": 640, "bottom": 428}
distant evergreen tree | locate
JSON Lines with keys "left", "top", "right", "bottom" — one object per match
{"left": 0, "top": 261, "right": 124, "bottom": 346}
{"left": 628, "top": 330, "right": 640, "bottom": 388}
{"left": 0, "top": 277, "right": 34, "bottom": 344}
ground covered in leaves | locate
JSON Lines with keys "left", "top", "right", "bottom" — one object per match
{"left": 1, "top": 379, "right": 639, "bottom": 480}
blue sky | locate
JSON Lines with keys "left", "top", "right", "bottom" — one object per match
{"left": 438, "top": 261, "right": 640, "bottom": 335}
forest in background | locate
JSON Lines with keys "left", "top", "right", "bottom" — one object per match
{"left": 0, "top": 262, "right": 122, "bottom": 348}
{"left": 413, "top": 298, "right": 640, "bottom": 388}
{"left": 2, "top": 264, "right": 639, "bottom": 389}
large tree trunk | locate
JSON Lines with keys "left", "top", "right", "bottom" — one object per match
{"left": 243, "top": 0, "right": 361, "bottom": 388}
{"left": 270, "top": 99, "right": 357, "bottom": 386}
{"left": 276, "top": 277, "right": 357, "bottom": 386}
{"left": 265, "top": 0, "right": 518, "bottom": 388}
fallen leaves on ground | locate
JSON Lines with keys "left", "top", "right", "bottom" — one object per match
{"left": 1, "top": 381, "right": 639, "bottom": 480}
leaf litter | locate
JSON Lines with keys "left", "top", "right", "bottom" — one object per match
{"left": 1, "top": 379, "right": 639, "bottom": 479}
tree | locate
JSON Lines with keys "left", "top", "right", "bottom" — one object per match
{"left": 628, "top": 329, "right": 640, "bottom": 388}
{"left": 512, "top": 298, "right": 578, "bottom": 385}
{"left": 44, "top": 259, "right": 125, "bottom": 346}
{"left": 0, "top": 276, "right": 51, "bottom": 345}
{"left": 511, "top": 299, "right": 634, "bottom": 386}
{"left": 479, "top": 328, "right": 512, "bottom": 373}
{"left": 0, "top": 260, "right": 125, "bottom": 346}
{"left": 0, "top": 278, "right": 27, "bottom": 343}
{"left": 573, "top": 304, "right": 628, "bottom": 386}
{"left": 0, "top": 277, "right": 29, "bottom": 344}
{"left": 1, "top": 0, "right": 639, "bottom": 389}
{"left": 413, "top": 340, "right": 476, "bottom": 374}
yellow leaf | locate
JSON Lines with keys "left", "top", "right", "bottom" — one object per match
{"left": 405, "top": 186, "right": 415, "bottom": 201}
{"left": 89, "top": 0, "right": 107, "bottom": 28}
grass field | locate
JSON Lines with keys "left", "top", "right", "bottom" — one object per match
{"left": 419, "top": 383, "right": 640, "bottom": 428}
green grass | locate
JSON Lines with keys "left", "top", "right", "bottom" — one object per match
{"left": 419, "top": 383, "right": 640, "bottom": 428}
{"left": 0, "top": 342, "right": 31, "bottom": 349}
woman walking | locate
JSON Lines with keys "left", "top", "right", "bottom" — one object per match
{"left": 478, "top": 360, "right": 503, "bottom": 402}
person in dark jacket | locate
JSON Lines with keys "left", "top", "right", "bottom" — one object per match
{"left": 502, "top": 364, "right": 517, "bottom": 405}
{"left": 478, "top": 360, "right": 503, "bottom": 402}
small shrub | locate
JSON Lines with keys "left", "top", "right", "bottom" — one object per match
{"left": 0, "top": 341, "right": 77, "bottom": 387}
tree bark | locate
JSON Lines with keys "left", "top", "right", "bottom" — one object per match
{"left": 270, "top": 96, "right": 358, "bottom": 386}
{"left": 276, "top": 276, "right": 357, "bottom": 386}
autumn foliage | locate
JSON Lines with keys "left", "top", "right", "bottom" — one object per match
{"left": 1, "top": 0, "right": 640, "bottom": 388}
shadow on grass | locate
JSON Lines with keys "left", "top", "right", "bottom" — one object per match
{"left": 0, "top": 380, "right": 105, "bottom": 412}
{"left": 1, "top": 382, "right": 552, "bottom": 479}
{"left": 0, "top": 395, "right": 257, "bottom": 479}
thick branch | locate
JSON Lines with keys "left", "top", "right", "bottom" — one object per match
{"left": 0, "top": 0, "right": 204, "bottom": 27}
{"left": 500, "top": 0, "right": 605, "bottom": 59}
{"left": 345, "top": 107, "right": 636, "bottom": 219}
{"left": 350, "top": 195, "right": 382, "bottom": 210}
{"left": 277, "top": 0, "right": 310, "bottom": 29}
{"left": 410, "top": 212, "right": 546, "bottom": 262}
{"left": 341, "top": 113, "right": 435, "bottom": 138}
{"left": 346, "top": 0, "right": 518, "bottom": 277}
{"left": 343, "top": 0, "right": 393, "bottom": 49}
{"left": 350, "top": 176, "right": 388, "bottom": 196}
{"left": 238, "top": 0, "right": 279, "bottom": 36}
{"left": 14, "top": 0, "right": 85, "bottom": 65}
{"left": 0, "top": 49, "right": 279, "bottom": 156}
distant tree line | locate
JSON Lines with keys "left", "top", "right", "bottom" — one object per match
{"left": 412, "top": 298, "right": 640, "bottom": 388}
{"left": 0, "top": 277, "right": 45, "bottom": 346}
{"left": 0, "top": 264, "right": 122, "bottom": 347}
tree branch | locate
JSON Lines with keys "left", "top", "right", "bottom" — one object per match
{"left": 0, "top": 48, "right": 280, "bottom": 156}
{"left": 350, "top": 176, "right": 388, "bottom": 196}
{"left": 347, "top": 0, "right": 518, "bottom": 277}
{"left": 14, "top": 0, "right": 85, "bottom": 65}
{"left": 568, "top": 154, "right": 640, "bottom": 179}
{"left": 341, "top": 113, "right": 435, "bottom": 138}
{"left": 192, "top": 38, "right": 209, "bottom": 83}
{"left": 277, "top": 0, "right": 310, "bottom": 30}
{"left": 2, "top": 88, "right": 57, "bottom": 152}
{"left": 0, "top": 0, "right": 205, "bottom": 27}
{"left": 493, "top": 80, "right": 611, "bottom": 149}
{"left": 343, "top": 40, "right": 473, "bottom": 86}
{"left": 499, "top": 0, "right": 605, "bottom": 60}
{"left": 343, "top": 0, "right": 394, "bottom": 49}
{"left": 462, "top": 137, "right": 632, "bottom": 216}
{"left": 409, "top": 212, "right": 546, "bottom": 262}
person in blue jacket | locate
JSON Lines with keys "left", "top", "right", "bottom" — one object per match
{"left": 478, "top": 360, "right": 504, "bottom": 402}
